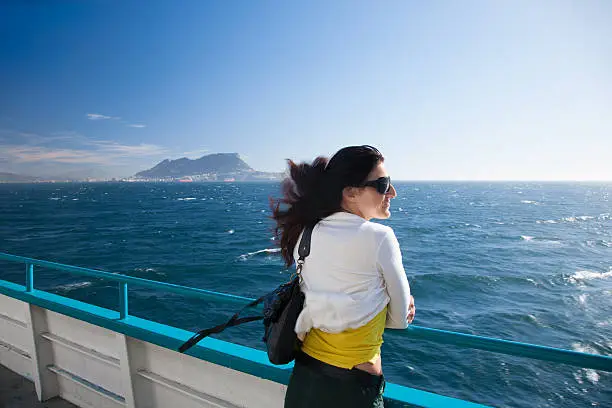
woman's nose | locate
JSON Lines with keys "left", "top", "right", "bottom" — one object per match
{"left": 387, "top": 184, "right": 397, "bottom": 198}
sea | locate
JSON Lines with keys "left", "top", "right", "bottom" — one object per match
{"left": 0, "top": 182, "right": 610, "bottom": 408}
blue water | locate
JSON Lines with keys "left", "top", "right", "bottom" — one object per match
{"left": 1, "top": 182, "right": 610, "bottom": 407}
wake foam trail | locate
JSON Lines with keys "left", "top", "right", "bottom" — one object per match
{"left": 237, "top": 248, "right": 281, "bottom": 261}
{"left": 54, "top": 281, "right": 93, "bottom": 291}
{"left": 134, "top": 267, "right": 157, "bottom": 273}
{"left": 567, "top": 268, "right": 612, "bottom": 284}
{"left": 563, "top": 215, "right": 595, "bottom": 222}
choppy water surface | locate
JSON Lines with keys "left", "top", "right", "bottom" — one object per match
{"left": 1, "top": 182, "right": 610, "bottom": 407}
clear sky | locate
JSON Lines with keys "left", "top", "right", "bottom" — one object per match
{"left": 1, "top": 1, "right": 610, "bottom": 180}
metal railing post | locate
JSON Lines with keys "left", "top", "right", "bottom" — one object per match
{"left": 119, "top": 282, "right": 128, "bottom": 319}
{"left": 26, "top": 263, "right": 34, "bottom": 292}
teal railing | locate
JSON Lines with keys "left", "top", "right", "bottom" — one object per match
{"left": 1, "top": 251, "right": 611, "bottom": 373}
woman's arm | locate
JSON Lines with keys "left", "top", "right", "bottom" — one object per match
{"left": 377, "top": 229, "right": 412, "bottom": 329}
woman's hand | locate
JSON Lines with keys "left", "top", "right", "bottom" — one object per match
{"left": 407, "top": 295, "right": 415, "bottom": 324}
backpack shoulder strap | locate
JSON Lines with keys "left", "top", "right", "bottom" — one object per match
{"left": 178, "top": 224, "right": 316, "bottom": 354}
{"left": 178, "top": 295, "right": 265, "bottom": 353}
{"left": 297, "top": 225, "right": 314, "bottom": 261}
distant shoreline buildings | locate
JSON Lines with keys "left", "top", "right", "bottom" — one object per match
{"left": 0, "top": 153, "right": 285, "bottom": 183}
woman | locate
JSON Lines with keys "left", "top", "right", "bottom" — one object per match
{"left": 272, "top": 145, "right": 415, "bottom": 408}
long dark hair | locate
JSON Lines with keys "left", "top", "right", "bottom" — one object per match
{"left": 270, "top": 145, "right": 385, "bottom": 267}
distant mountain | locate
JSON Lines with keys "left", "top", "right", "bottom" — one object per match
{"left": 134, "top": 153, "right": 282, "bottom": 181}
{"left": 0, "top": 172, "right": 39, "bottom": 183}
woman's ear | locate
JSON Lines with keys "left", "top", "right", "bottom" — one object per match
{"left": 342, "top": 186, "right": 360, "bottom": 202}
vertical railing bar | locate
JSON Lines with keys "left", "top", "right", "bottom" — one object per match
{"left": 119, "top": 282, "right": 128, "bottom": 319}
{"left": 25, "top": 263, "right": 34, "bottom": 292}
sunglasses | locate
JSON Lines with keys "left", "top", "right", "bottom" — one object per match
{"left": 362, "top": 176, "right": 391, "bottom": 195}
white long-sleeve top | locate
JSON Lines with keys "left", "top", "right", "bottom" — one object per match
{"left": 293, "top": 211, "right": 411, "bottom": 337}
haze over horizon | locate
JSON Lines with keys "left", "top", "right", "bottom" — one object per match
{"left": 1, "top": 1, "right": 611, "bottom": 181}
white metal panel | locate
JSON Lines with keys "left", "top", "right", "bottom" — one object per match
{"left": 0, "top": 313, "right": 31, "bottom": 354}
{"left": 50, "top": 338, "right": 123, "bottom": 397}
{"left": 46, "top": 311, "right": 120, "bottom": 361}
{"left": 137, "top": 369, "right": 237, "bottom": 407}
{"left": 0, "top": 295, "right": 35, "bottom": 381}
{"left": 0, "top": 311, "right": 27, "bottom": 328}
{"left": 42, "top": 332, "right": 120, "bottom": 367}
{"left": 0, "top": 337, "right": 32, "bottom": 380}
{"left": 134, "top": 372, "right": 237, "bottom": 408}
{"left": 0, "top": 292, "right": 27, "bottom": 322}
{"left": 50, "top": 365, "right": 125, "bottom": 408}
{"left": 136, "top": 341, "right": 286, "bottom": 408}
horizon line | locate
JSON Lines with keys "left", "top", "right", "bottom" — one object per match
{"left": 1, "top": 179, "right": 611, "bottom": 184}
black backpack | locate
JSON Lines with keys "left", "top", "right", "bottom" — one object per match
{"left": 178, "top": 225, "right": 314, "bottom": 365}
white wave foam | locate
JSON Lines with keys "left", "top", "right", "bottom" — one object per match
{"left": 134, "top": 267, "right": 157, "bottom": 273}
{"left": 585, "top": 240, "right": 600, "bottom": 248}
{"left": 177, "top": 197, "right": 197, "bottom": 201}
{"left": 55, "top": 281, "right": 93, "bottom": 291}
{"left": 464, "top": 223, "right": 482, "bottom": 228}
{"left": 228, "top": 229, "right": 235, "bottom": 234}
{"left": 238, "top": 248, "right": 281, "bottom": 261}
{"left": 570, "top": 345, "right": 601, "bottom": 385}
{"left": 519, "top": 236, "right": 562, "bottom": 245}
{"left": 572, "top": 342, "right": 597, "bottom": 355}
{"left": 573, "top": 368, "right": 600, "bottom": 385}
{"left": 563, "top": 215, "right": 594, "bottom": 223}
{"left": 585, "top": 370, "right": 600, "bottom": 384}
{"left": 577, "top": 294, "right": 588, "bottom": 306}
{"left": 567, "top": 269, "right": 612, "bottom": 284}
{"left": 49, "top": 197, "right": 61, "bottom": 201}
{"left": 520, "top": 200, "right": 538, "bottom": 204}
{"left": 536, "top": 220, "right": 557, "bottom": 224}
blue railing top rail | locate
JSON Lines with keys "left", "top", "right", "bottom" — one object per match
{"left": 1, "top": 251, "right": 611, "bottom": 373}
{"left": 0, "top": 252, "right": 254, "bottom": 307}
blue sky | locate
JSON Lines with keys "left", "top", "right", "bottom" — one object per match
{"left": 1, "top": 1, "right": 610, "bottom": 180}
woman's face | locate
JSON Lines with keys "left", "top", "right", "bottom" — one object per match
{"left": 352, "top": 162, "right": 397, "bottom": 220}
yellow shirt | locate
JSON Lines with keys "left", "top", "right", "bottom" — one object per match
{"left": 300, "top": 307, "right": 387, "bottom": 369}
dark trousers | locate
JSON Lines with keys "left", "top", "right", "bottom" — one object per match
{"left": 284, "top": 352, "right": 385, "bottom": 408}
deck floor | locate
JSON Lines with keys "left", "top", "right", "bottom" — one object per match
{"left": 0, "top": 365, "right": 76, "bottom": 408}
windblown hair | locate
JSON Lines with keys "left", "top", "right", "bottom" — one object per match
{"left": 271, "top": 145, "right": 384, "bottom": 267}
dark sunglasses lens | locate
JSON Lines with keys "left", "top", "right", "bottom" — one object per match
{"left": 378, "top": 178, "right": 390, "bottom": 194}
